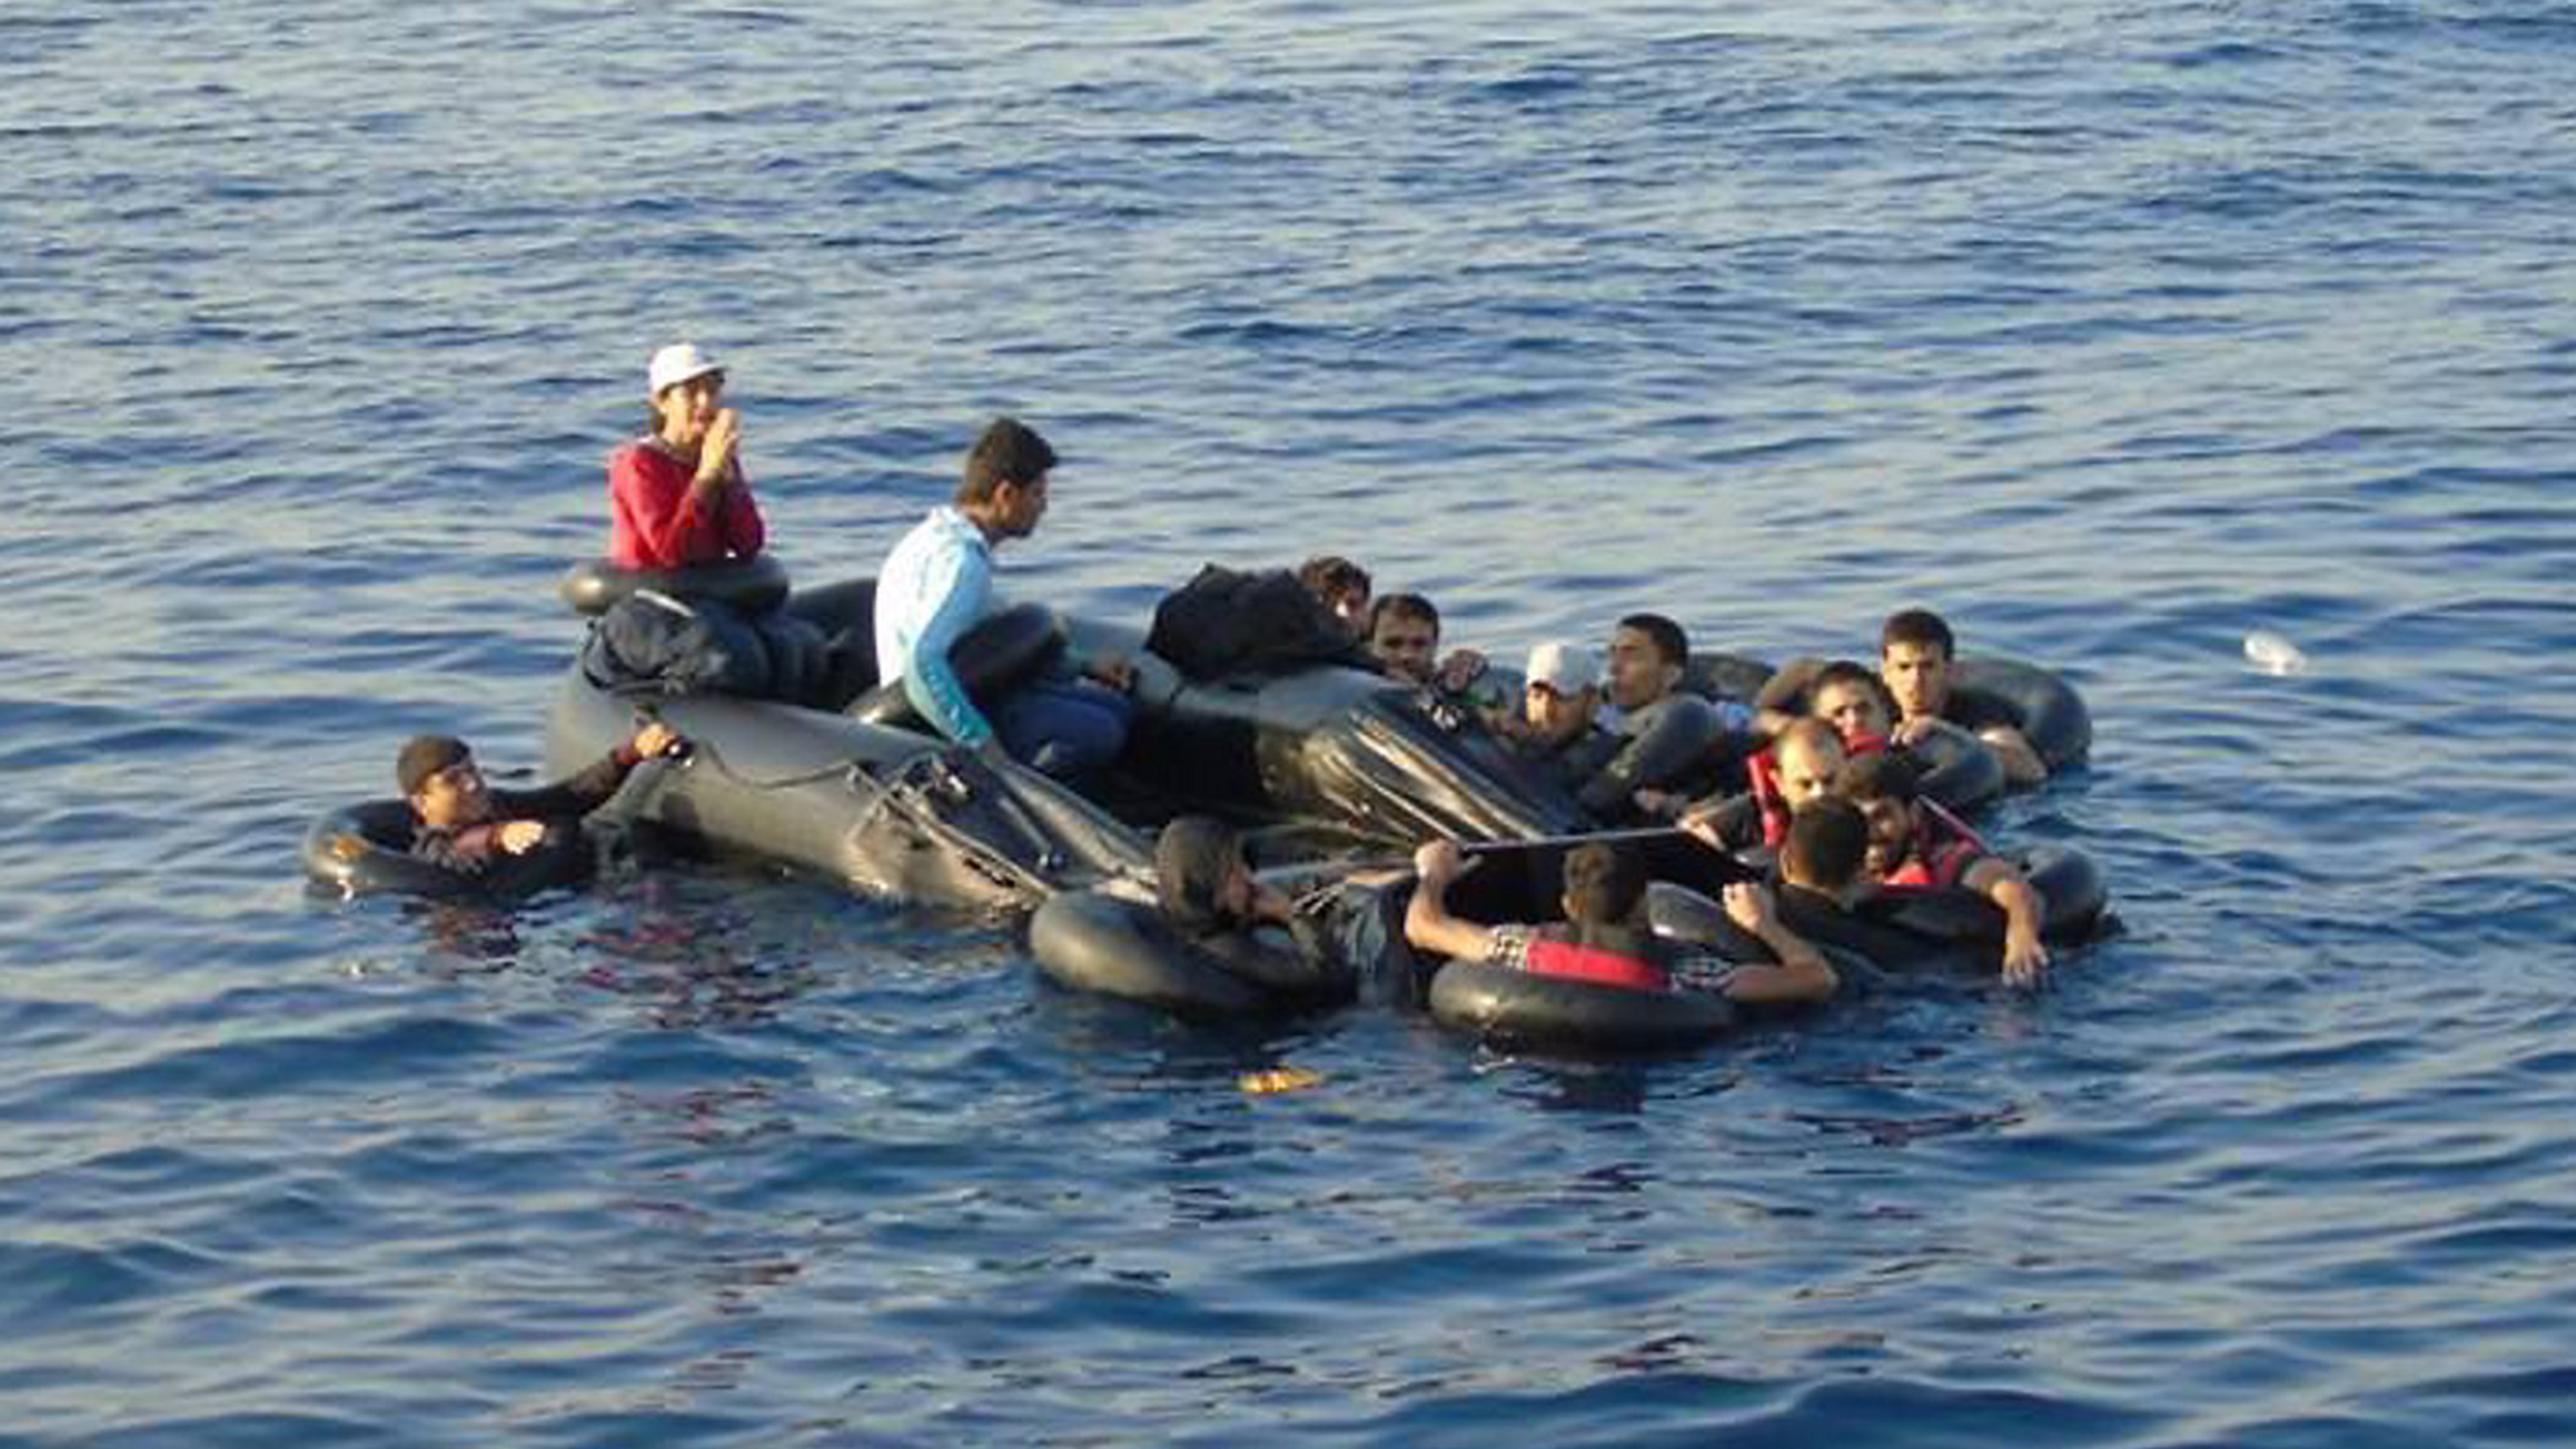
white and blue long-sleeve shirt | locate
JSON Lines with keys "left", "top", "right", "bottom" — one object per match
{"left": 873, "top": 505, "right": 998, "bottom": 748}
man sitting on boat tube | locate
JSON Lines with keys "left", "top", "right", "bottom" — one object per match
{"left": 1404, "top": 837, "right": 1838, "bottom": 1006}
{"left": 398, "top": 721, "right": 683, "bottom": 878}
{"left": 1880, "top": 608, "right": 2048, "bottom": 787}
{"left": 873, "top": 417, "right": 1136, "bottom": 778}
{"left": 609, "top": 343, "right": 766, "bottom": 570}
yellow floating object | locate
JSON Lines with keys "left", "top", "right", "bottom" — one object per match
{"left": 1239, "top": 1067, "right": 1324, "bottom": 1094}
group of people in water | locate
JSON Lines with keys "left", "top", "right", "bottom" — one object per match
{"left": 386, "top": 342, "right": 2069, "bottom": 1000}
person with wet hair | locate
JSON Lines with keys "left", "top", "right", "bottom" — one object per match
{"left": 1755, "top": 656, "right": 1900, "bottom": 753}
{"left": 1149, "top": 815, "right": 1389, "bottom": 998}
{"left": 1806, "top": 659, "right": 1899, "bottom": 751}
{"left": 1154, "top": 815, "right": 1294, "bottom": 935}
{"left": 1365, "top": 592, "right": 1443, "bottom": 686}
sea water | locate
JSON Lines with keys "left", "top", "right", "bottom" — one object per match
{"left": 7, "top": 2, "right": 2576, "bottom": 1444}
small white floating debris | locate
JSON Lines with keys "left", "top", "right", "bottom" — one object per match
{"left": 2243, "top": 630, "right": 2308, "bottom": 677}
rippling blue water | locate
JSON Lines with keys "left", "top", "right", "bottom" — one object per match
{"left": 9, "top": 1, "right": 2576, "bottom": 1443}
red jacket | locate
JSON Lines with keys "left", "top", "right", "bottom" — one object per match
{"left": 608, "top": 440, "right": 766, "bottom": 569}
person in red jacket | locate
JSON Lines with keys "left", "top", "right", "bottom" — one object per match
{"left": 608, "top": 343, "right": 767, "bottom": 570}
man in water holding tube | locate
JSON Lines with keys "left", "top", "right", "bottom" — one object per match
{"left": 1837, "top": 750, "right": 2051, "bottom": 986}
{"left": 398, "top": 720, "right": 685, "bottom": 878}
{"left": 1577, "top": 613, "right": 1744, "bottom": 822}
{"left": 1880, "top": 608, "right": 2048, "bottom": 787}
{"left": 1403, "top": 837, "right": 1838, "bottom": 1006}
{"left": 1364, "top": 592, "right": 1496, "bottom": 707}
{"left": 1153, "top": 816, "right": 1411, "bottom": 1001}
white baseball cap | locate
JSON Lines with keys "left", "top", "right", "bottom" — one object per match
{"left": 1525, "top": 641, "right": 1600, "bottom": 694}
{"left": 647, "top": 342, "right": 724, "bottom": 396}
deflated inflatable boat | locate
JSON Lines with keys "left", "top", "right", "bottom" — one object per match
{"left": 545, "top": 560, "right": 1150, "bottom": 914}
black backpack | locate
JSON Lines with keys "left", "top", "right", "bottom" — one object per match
{"left": 1146, "top": 564, "right": 1371, "bottom": 680}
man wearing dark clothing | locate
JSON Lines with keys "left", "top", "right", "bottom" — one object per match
{"left": 398, "top": 721, "right": 682, "bottom": 877}
{"left": 1575, "top": 613, "right": 1743, "bottom": 819}
{"left": 1153, "top": 815, "right": 1412, "bottom": 1001}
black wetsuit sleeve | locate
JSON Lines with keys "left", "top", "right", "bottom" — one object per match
{"left": 486, "top": 748, "right": 639, "bottom": 824}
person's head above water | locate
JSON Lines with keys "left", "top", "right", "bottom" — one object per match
{"left": 1154, "top": 815, "right": 1259, "bottom": 934}
{"left": 1604, "top": 613, "right": 1688, "bottom": 712}
{"left": 1368, "top": 593, "right": 1441, "bottom": 684}
{"left": 1837, "top": 748, "right": 1924, "bottom": 877}
{"left": 1771, "top": 717, "right": 1848, "bottom": 811}
{"left": 1521, "top": 641, "right": 1602, "bottom": 746}
{"left": 1559, "top": 840, "right": 1648, "bottom": 927}
{"left": 1880, "top": 607, "right": 1957, "bottom": 723}
{"left": 1781, "top": 795, "right": 1869, "bottom": 898}
{"left": 398, "top": 734, "right": 491, "bottom": 830}
{"left": 1808, "top": 658, "right": 1896, "bottom": 745}
{"left": 1298, "top": 555, "right": 1373, "bottom": 635}
{"left": 956, "top": 416, "right": 1058, "bottom": 542}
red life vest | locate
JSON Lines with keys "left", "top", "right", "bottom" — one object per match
{"left": 1880, "top": 799, "right": 1989, "bottom": 890}
{"left": 1523, "top": 921, "right": 1671, "bottom": 993}
{"left": 1752, "top": 734, "right": 1885, "bottom": 847}
{"left": 1745, "top": 749, "right": 1791, "bottom": 849}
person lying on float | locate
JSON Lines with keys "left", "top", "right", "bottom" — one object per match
{"left": 873, "top": 417, "right": 1136, "bottom": 780}
{"left": 1490, "top": 641, "right": 1620, "bottom": 791}
{"left": 1296, "top": 555, "right": 1373, "bottom": 638}
{"left": 1151, "top": 815, "right": 1406, "bottom": 996}
{"left": 1880, "top": 606, "right": 2048, "bottom": 787}
{"left": 1402, "top": 836, "right": 1837, "bottom": 1007}
{"left": 1363, "top": 591, "right": 1496, "bottom": 708}
{"left": 1839, "top": 749, "right": 2050, "bottom": 987}
{"left": 397, "top": 720, "right": 683, "bottom": 877}
{"left": 1662, "top": 716, "right": 1847, "bottom": 855}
